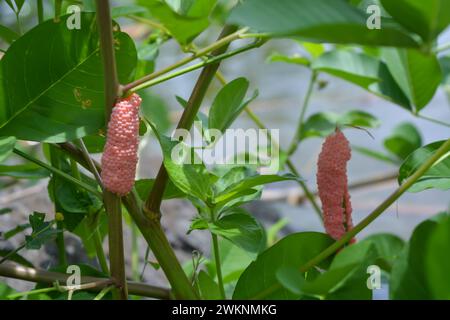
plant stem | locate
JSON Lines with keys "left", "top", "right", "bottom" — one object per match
{"left": 131, "top": 222, "right": 140, "bottom": 282}
{"left": 13, "top": 148, "right": 102, "bottom": 198}
{"left": 286, "top": 160, "right": 323, "bottom": 221}
{"left": 122, "top": 27, "right": 247, "bottom": 94}
{"left": 94, "top": 285, "right": 115, "bottom": 300}
{"left": 49, "top": 146, "right": 68, "bottom": 266}
{"left": 77, "top": 138, "right": 103, "bottom": 188}
{"left": 130, "top": 40, "right": 265, "bottom": 92}
{"left": 287, "top": 71, "right": 317, "bottom": 156}
{"left": 8, "top": 286, "right": 59, "bottom": 299}
{"left": 0, "top": 261, "right": 171, "bottom": 299}
{"left": 37, "top": 0, "right": 44, "bottom": 23}
{"left": 128, "top": 15, "right": 170, "bottom": 34}
{"left": 93, "top": 227, "right": 109, "bottom": 275}
{"left": 123, "top": 191, "right": 199, "bottom": 299}
{"left": 144, "top": 25, "right": 239, "bottom": 218}
{"left": 95, "top": 0, "right": 127, "bottom": 300}
{"left": 211, "top": 234, "right": 226, "bottom": 299}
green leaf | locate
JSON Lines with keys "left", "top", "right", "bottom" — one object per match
{"left": 25, "top": 212, "right": 59, "bottom": 250}
{"left": 210, "top": 208, "right": 265, "bottom": 253}
{"left": 157, "top": 134, "right": 212, "bottom": 202}
{"left": 301, "top": 110, "right": 380, "bottom": 140}
{"left": 312, "top": 50, "right": 410, "bottom": 108}
{"left": 425, "top": 215, "right": 450, "bottom": 299}
{"left": 3, "top": 223, "right": 30, "bottom": 240}
{"left": 0, "top": 136, "right": 15, "bottom": 164}
{"left": 228, "top": 0, "right": 419, "bottom": 47}
{"left": 232, "top": 232, "right": 335, "bottom": 299}
{"left": 275, "top": 266, "right": 306, "bottom": 295}
{"left": 383, "top": 122, "right": 422, "bottom": 160}
{"left": 0, "top": 25, "right": 19, "bottom": 44}
{"left": 0, "top": 13, "right": 137, "bottom": 142}
{"left": 267, "top": 52, "right": 310, "bottom": 67}
{"left": 380, "top": 0, "right": 450, "bottom": 43}
{"left": 81, "top": 135, "right": 105, "bottom": 154}
{"left": 134, "top": 178, "right": 185, "bottom": 201}
{"left": 382, "top": 48, "right": 442, "bottom": 112}
{"left": 0, "top": 282, "right": 16, "bottom": 299}
{"left": 139, "top": 0, "right": 213, "bottom": 45}
{"left": 0, "top": 249, "right": 33, "bottom": 268}
{"left": 208, "top": 78, "right": 257, "bottom": 132}
{"left": 398, "top": 140, "right": 450, "bottom": 192}
{"left": 197, "top": 270, "right": 221, "bottom": 299}
{"left": 362, "top": 233, "right": 405, "bottom": 268}
{"left": 0, "top": 163, "right": 50, "bottom": 179}
{"left": 165, "top": 0, "right": 216, "bottom": 18}
{"left": 111, "top": 5, "right": 148, "bottom": 18}
{"left": 389, "top": 215, "right": 446, "bottom": 299}
{"left": 139, "top": 91, "right": 171, "bottom": 134}
{"left": 214, "top": 173, "right": 299, "bottom": 205}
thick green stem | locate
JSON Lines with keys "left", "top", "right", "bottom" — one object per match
{"left": 211, "top": 234, "right": 226, "bottom": 299}
{"left": 287, "top": 71, "right": 317, "bottom": 156}
{"left": 95, "top": 0, "right": 127, "bottom": 300}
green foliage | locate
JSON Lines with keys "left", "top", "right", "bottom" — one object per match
{"left": 382, "top": 48, "right": 442, "bottom": 112}
{"left": 399, "top": 141, "right": 450, "bottom": 192}
{"left": 0, "top": 136, "right": 16, "bottom": 163}
{"left": 0, "top": 13, "right": 137, "bottom": 142}
{"left": 228, "top": 0, "right": 419, "bottom": 47}
{"left": 233, "top": 232, "right": 335, "bottom": 299}
{"left": 390, "top": 213, "right": 450, "bottom": 299}
{"left": 300, "top": 110, "right": 380, "bottom": 140}
{"left": 312, "top": 50, "right": 410, "bottom": 108}
{"left": 384, "top": 122, "right": 422, "bottom": 160}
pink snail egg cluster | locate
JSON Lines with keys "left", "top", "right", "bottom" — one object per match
{"left": 101, "top": 93, "right": 141, "bottom": 196}
{"left": 316, "top": 129, "right": 354, "bottom": 241}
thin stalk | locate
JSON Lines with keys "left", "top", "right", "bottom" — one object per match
{"left": 13, "top": 148, "right": 102, "bottom": 198}
{"left": 131, "top": 222, "right": 140, "bottom": 282}
{"left": 54, "top": 0, "right": 62, "bottom": 22}
{"left": 128, "top": 15, "right": 169, "bottom": 34}
{"left": 286, "top": 160, "right": 323, "bottom": 221}
{"left": 144, "top": 25, "right": 239, "bottom": 218}
{"left": 211, "top": 234, "right": 226, "bottom": 299}
{"left": 8, "top": 286, "right": 59, "bottom": 299}
{"left": 37, "top": 0, "right": 44, "bottom": 23}
{"left": 95, "top": 0, "right": 127, "bottom": 300}
{"left": 416, "top": 113, "right": 450, "bottom": 128}
{"left": 122, "top": 27, "right": 248, "bottom": 94}
{"left": 131, "top": 40, "right": 264, "bottom": 92}
{"left": 252, "top": 138, "right": 450, "bottom": 299}
{"left": 94, "top": 285, "right": 115, "bottom": 300}
{"left": 49, "top": 146, "right": 68, "bottom": 266}
{"left": 93, "top": 227, "right": 109, "bottom": 275}
{"left": 15, "top": 12, "right": 22, "bottom": 34}
{"left": 287, "top": 71, "right": 318, "bottom": 156}
{"left": 77, "top": 138, "right": 103, "bottom": 188}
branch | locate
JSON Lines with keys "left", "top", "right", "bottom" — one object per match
{"left": 95, "top": 0, "right": 127, "bottom": 300}
{"left": 0, "top": 262, "right": 171, "bottom": 300}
